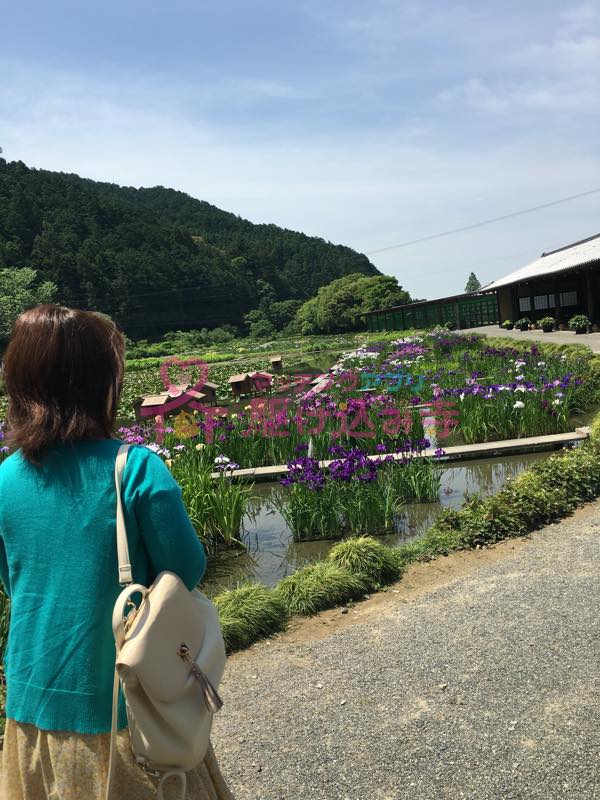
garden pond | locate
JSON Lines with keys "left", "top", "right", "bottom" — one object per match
{"left": 202, "top": 450, "right": 553, "bottom": 595}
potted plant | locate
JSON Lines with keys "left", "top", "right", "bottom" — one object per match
{"left": 501, "top": 320, "right": 514, "bottom": 330}
{"left": 515, "top": 317, "right": 531, "bottom": 331}
{"left": 539, "top": 316, "right": 555, "bottom": 333}
{"left": 568, "top": 314, "right": 590, "bottom": 334}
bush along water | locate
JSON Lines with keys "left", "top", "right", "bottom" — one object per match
{"left": 275, "top": 440, "right": 444, "bottom": 541}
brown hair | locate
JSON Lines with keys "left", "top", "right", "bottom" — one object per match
{"left": 3, "top": 305, "right": 125, "bottom": 463}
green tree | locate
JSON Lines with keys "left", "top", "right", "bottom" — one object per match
{"left": 247, "top": 317, "right": 276, "bottom": 339}
{"left": 465, "top": 272, "right": 481, "bottom": 292}
{"left": 266, "top": 299, "right": 301, "bottom": 330}
{"left": 0, "top": 267, "right": 57, "bottom": 339}
{"left": 244, "top": 298, "right": 301, "bottom": 336}
{"left": 207, "top": 327, "right": 236, "bottom": 344}
{"left": 294, "top": 274, "right": 411, "bottom": 334}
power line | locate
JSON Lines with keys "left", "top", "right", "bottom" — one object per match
{"left": 366, "top": 188, "right": 600, "bottom": 255}
{"left": 413, "top": 246, "right": 540, "bottom": 281}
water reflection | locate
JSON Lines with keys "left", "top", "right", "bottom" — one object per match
{"left": 202, "top": 451, "right": 552, "bottom": 595}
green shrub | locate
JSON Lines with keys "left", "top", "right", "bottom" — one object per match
{"left": 569, "top": 314, "right": 590, "bottom": 333}
{"left": 530, "top": 446, "right": 600, "bottom": 502}
{"left": 328, "top": 536, "right": 402, "bottom": 588}
{"left": 501, "top": 320, "right": 514, "bottom": 330}
{"left": 274, "top": 561, "right": 369, "bottom": 616}
{"left": 590, "top": 413, "right": 600, "bottom": 444}
{"left": 462, "top": 472, "right": 569, "bottom": 546}
{"left": 539, "top": 316, "right": 555, "bottom": 330}
{"left": 214, "top": 583, "right": 288, "bottom": 652}
{"left": 419, "top": 507, "right": 469, "bottom": 554}
{"left": 515, "top": 317, "right": 531, "bottom": 331}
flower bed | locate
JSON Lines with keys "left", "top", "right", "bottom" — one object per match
{"left": 113, "top": 331, "right": 600, "bottom": 473}
{"left": 277, "top": 442, "right": 444, "bottom": 540}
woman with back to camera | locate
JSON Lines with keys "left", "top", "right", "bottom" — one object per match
{"left": 0, "top": 305, "right": 234, "bottom": 800}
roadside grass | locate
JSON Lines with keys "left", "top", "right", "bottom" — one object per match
{"left": 273, "top": 562, "right": 370, "bottom": 618}
{"left": 328, "top": 536, "right": 402, "bottom": 589}
{"left": 214, "top": 583, "right": 289, "bottom": 652}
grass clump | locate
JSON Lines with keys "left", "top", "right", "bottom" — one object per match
{"left": 328, "top": 536, "right": 402, "bottom": 589}
{"left": 274, "top": 561, "right": 369, "bottom": 616}
{"left": 214, "top": 583, "right": 288, "bottom": 653}
{"left": 171, "top": 450, "right": 255, "bottom": 550}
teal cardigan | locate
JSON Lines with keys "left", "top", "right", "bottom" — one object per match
{"left": 0, "top": 439, "right": 207, "bottom": 734}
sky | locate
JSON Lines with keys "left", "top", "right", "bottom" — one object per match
{"left": 2, "top": 0, "right": 600, "bottom": 300}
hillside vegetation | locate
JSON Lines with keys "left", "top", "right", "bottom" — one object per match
{"left": 0, "top": 159, "right": 379, "bottom": 336}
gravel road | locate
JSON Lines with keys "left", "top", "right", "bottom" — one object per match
{"left": 211, "top": 503, "right": 600, "bottom": 800}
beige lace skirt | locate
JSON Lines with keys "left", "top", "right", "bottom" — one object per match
{"left": 0, "top": 719, "right": 235, "bottom": 800}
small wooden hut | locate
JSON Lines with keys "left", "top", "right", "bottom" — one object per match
{"left": 269, "top": 355, "right": 283, "bottom": 373}
{"left": 201, "top": 381, "right": 219, "bottom": 405}
{"left": 228, "top": 373, "right": 253, "bottom": 398}
{"left": 133, "top": 384, "right": 207, "bottom": 421}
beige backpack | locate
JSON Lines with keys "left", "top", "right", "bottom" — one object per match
{"left": 105, "top": 444, "right": 226, "bottom": 800}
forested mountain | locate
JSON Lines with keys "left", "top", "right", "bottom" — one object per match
{"left": 0, "top": 159, "right": 379, "bottom": 336}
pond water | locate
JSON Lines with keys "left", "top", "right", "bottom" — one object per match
{"left": 202, "top": 450, "right": 555, "bottom": 595}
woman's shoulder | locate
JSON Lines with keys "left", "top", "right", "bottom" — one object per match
{"left": 0, "top": 449, "right": 26, "bottom": 479}
{"left": 121, "top": 443, "right": 176, "bottom": 490}
{"left": 0, "top": 451, "right": 31, "bottom": 509}
{"left": 0, "top": 440, "right": 154, "bottom": 474}
{"left": 0, "top": 440, "right": 170, "bottom": 490}
{"left": 123, "top": 442, "right": 166, "bottom": 466}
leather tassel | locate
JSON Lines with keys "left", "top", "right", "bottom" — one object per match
{"left": 202, "top": 675, "right": 224, "bottom": 713}
{"left": 178, "top": 645, "right": 224, "bottom": 713}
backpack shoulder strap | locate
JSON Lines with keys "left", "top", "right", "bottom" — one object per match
{"left": 114, "top": 444, "right": 132, "bottom": 586}
{"left": 105, "top": 443, "right": 132, "bottom": 800}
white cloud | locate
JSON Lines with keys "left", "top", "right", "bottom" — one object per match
{"left": 436, "top": 5, "right": 600, "bottom": 117}
{"left": 436, "top": 75, "right": 599, "bottom": 113}
{"left": 511, "top": 34, "right": 600, "bottom": 73}
{"left": 435, "top": 78, "right": 509, "bottom": 114}
{"left": 560, "top": 3, "right": 600, "bottom": 34}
